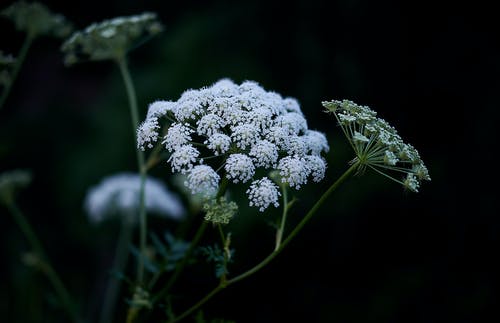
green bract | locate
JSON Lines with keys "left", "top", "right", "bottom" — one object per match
{"left": 323, "top": 99, "right": 431, "bottom": 192}
{"left": 61, "top": 12, "right": 163, "bottom": 65}
{"left": 1, "top": 1, "right": 73, "bottom": 38}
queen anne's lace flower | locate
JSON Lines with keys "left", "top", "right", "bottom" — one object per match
{"left": 196, "top": 113, "right": 226, "bottom": 136}
{"left": 185, "top": 165, "right": 220, "bottom": 196}
{"left": 84, "top": 173, "right": 184, "bottom": 223}
{"left": 61, "top": 12, "right": 162, "bottom": 65}
{"left": 249, "top": 140, "right": 279, "bottom": 168}
{"left": 246, "top": 177, "right": 281, "bottom": 212}
{"left": 304, "top": 155, "right": 327, "bottom": 183}
{"left": 137, "top": 79, "right": 330, "bottom": 216}
{"left": 323, "top": 99, "right": 431, "bottom": 192}
{"left": 225, "top": 154, "right": 255, "bottom": 183}
{"left": 277, "top": 156, "right": 309, "bottom": 189}
{"left": 2, "top": 1, "right": 73, "bottom": 38}
{"left": 205, "top": 133, "right": 231, "bottom": 156}
{"left": 168, "top": 145, "right": 199, "bottom": 173}
{"left": 162, "top": 123, "right": 194, "bottom": 152}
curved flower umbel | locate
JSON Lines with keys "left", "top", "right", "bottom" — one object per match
{"left": 61, "top": 12, "right": 162, "bottom": 65}
{"left": 138, "top": 79, "right": 330, "bottom": 214}
{"left": 323, "top": 100, "right": 431, "bottom": 192}
{"left": 84, "top": 173, "right": 185, "bottom": 223}
{"left": 1, "top": 1, "right": 73, "bottom": 38}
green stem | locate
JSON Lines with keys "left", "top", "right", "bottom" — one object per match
{"left": 6, "top": 201, "right": 83, "bottom": 323}
{"left": 275, "top": 185, "right": 289, "bottom": 251}
{"left": 153, "top": 177, "right": 229, "bottom": 304}
{"left": 99, "top": 218, "right": 134, "bottom": 323}
{"left": 0, "top": 33, "right": 35, "bottom": 109}
{"left": 116, "top": 56, "right": 147, "bottom": 285}
{"left": 0, "top": 33, "right": 34, "bottom": 110}
{"left": 168, "top": 162, "right": 359, "bottom": 322}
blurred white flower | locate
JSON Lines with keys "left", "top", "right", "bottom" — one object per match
{"left": 84, "top": 173, "right": 184, "bottom": 223}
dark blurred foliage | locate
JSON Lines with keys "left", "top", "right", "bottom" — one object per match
{"left": 1, "top": 0, "right": 499, "bottom": 322}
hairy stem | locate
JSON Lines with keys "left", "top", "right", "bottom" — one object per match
{"left": 116, "top": 56, "right": 147, "bottom": 284}
{"left": 167, "top": 162, "right": 359, "bottom": 322}
{"left": 0, "top": 33, "right": 34, "bottom": 110}
{"left": 6, "top": 201, "right": 83, "bottom": 323}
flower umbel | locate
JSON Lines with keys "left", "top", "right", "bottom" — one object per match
{"left": 61, "top": 12, "right": 163, "bottom": 65}
{"left": 323, "top": 99, "right": 431, "bottom": 192}
{"left": 84, "top": 173, "right": 185, "bottom": 223}
{"left": 1, "top": 1, "right": 73, "bottom": 38}
{"left": 138, "top": 79, "right": 330, "bottom": 215}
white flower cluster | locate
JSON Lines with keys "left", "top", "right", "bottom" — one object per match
{"left": 84, "top": 173, "right": 185, "bottom": 223}
{"left": 137, "top": 79, "right": 330, "bottom": 212}
{"left": 61, "top": 12, "right": 162, "bottom": 65}
{"left": 323, "top": 99, "right": 431, "bottom": 192}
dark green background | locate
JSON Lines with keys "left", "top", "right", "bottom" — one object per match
{"left": 1, "top": 0, "right": 498, "bottom": 322}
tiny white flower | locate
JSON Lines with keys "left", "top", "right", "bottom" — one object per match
{"left": 225, "top": 153, "right": 255, "bottom": 183}
{"left": 205, "top": 133, "right": 231, "bottom": 156}
{"left": 384, "top": 150, "right": 399, "bottom": 166}
{"left": 137, "top": 118, "right": 160, "bottom": 150}
{"left": 230, "top": 124, "right": 259, "bottom": 150}
{"left": 277, "top": 112, "right": 308, "bottom": 135}
{"left": 278, "top": 156, "right": 308, "bottom": 189}
{"left": 185, "top": 165, "right": 220, "bottom": 196}
{"left": 146, "top": 100, "right": 175, "bottom": 119}
{"left": 249, "top": 140, "right": 279, "bottom": 168}
{"left": 246, "top": 177, "right": 281, "bottom": 212}
{"left": 196, "top": 113, "right": 226, "bottom": 137}
{"left": 303, "top": 130, "right": 330, "bottom": 155}
{"left": 265, "top": 126, "right": 290, "bottom": 150}
{"left": 162, "top": 123, "right": 194, "bottom": 152}
{"left": 168, "top": 145, "right": 199, "bottom": 173}
{"left": 304, "top": 155, "right": 326, "bottom": 183}
{"left": 285, "top": 135, "right": 307, "bottom": 156}
{"left": 404, "top": 173, "right": 420, "bottom": 192}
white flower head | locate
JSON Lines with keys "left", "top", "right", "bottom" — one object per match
{"left": 303, "top": 130, "right": 330, "bottom": 155}
{"left": 167, "top": 144, "right": 199, "bottom": 173}
{"left": 137, "top": 118, "right": 160, "bottom": 150}
{"left": 196, "top": 113, "right": 226, "bottom": 137}
{"left": 84, "top": 173, "right": 184, "bottom": 223}
{"left": 249, "top": 140, "right": 279, "bottom": 168}
{"left": 230, "top": 123, "right": 259, "bottom": 150}
{"left": 185, "top": 165, "right": 220, "bottom": 197}
{"left": 246, "top": 177, "right": 281, "bottom": 212}
{"left": 162, "top": 123, "right": 194, "bottom": 152}
{"left": 138, "top": 79, "right": 330, "bottom": 215}
{"left": 304, "top": 155, "right": 327, "bottom": 183}
{"left": 205, "top": 133, "right": 231, "bottom": 156}
{"left": 225, "top": 153, "right": 255, "bottom": 183}
{"left": 277, "top": 156, "right": 308, "bottom": 189}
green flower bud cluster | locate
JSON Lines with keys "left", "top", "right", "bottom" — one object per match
{"left": 61, "top": 12, "right": 163, "bottom": 65}
{"left": 323, "top": 99, "right": 431, "bottom": 192}
{"left": 203, "top": 197, "right": 238, "bottom": 225}
{"left": 1, "top": 1, "right": 73, "bottom": 38}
